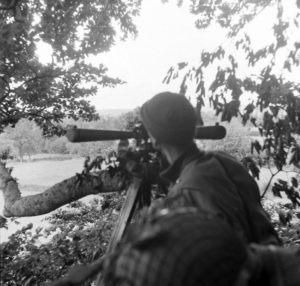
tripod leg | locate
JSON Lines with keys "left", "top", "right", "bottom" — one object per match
{"left": 95, "top": 177, "right": 142, "bottom": 286}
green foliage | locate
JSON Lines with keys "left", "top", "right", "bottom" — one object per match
{"left": 0, "top": 111, "right": 137, "bottom": 157}
{"left": 263, "top": 198, "right": 300, "bottom": 247}
{"left": 46, "top": 136, "right": 69, "bottom": 154}
{"left": 0, "top": 0, "right": 142, "bottom": 134}
{"left": 0, "top": 195, "right": 123, "bottom": 285}
{"left": 241, "top": 156, "right": 260, "bottom": 180}
{"left": 163, "top": 1, "right": 300, "bottom": 198}
{"left": 117, "top": 108, "right": 141, "bottom": 131}
{"left": 272, "top": 178, "right": 300, "bottom": 207}
{"left": 0, "top": 146, "right": 13, "bottom": 161}
{"left": 0, "top": 118, "right": 44, "bottom": 160}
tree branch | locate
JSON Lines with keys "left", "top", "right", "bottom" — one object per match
{"left": 0, "top": 76, "right": 10, "bottom": 90}
{"left": 0, "top": 162, "right": 128, "bottom": 217}
{"left": 18, "top": 72, "right": 63, "bottom": 89}
{"left": 0, "top": 0, "right": 17, "bottom": 10}
{"left": 0, "top": 81, "right": 11, "bottom": 105}
{"left": 260, "top": 168, "right": 281, "bottom": 199}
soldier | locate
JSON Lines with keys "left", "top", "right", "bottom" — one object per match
{"left": 140, "top": 91, "right": 280, "bottom": 245}
{"left": 48, "top": 92, "right": 284, "bottom": 286}
{"left": 101, "top": 208, "right": 300, "bottom": 286}
{"left": 49, "top": 208, "right": 300, "bottom": 286}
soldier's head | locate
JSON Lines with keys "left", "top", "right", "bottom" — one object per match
{"left": 140, "top": 92, "right": 196, "bottom": 155}
{"left": 102, "top": 208, "right": 247, "bottom": 286}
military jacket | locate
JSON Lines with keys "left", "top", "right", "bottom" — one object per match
{"left": 160, "top": 144, "right": 280, "bottom": 245}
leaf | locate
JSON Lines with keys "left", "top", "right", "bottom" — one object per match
{"left": 177, "top": 62, "right": 188, "bottom": 70}
{"left": 172, "top": 71, "right": 179, "bottom": 79}
{"left": 241, "top": 157, "right": 260, "bottom": 180}
{"left": 14, "top": 6, "right": 26, "bottom": 23}
{"left": 262, "top": 110, "right": 274, "bottom": 134}
{"left": 197, "top": 95, "right": 205, "bottom": 107}
{"left": 278, "top": 210, "right": 292, "bottom": 226}
{"left": 250, "top": 117, "right": 257, "bottom": 127}
{"left": 242, "top": 103, "right": 255, "bottom": 125}
{"left": 21, "top": 223, "right": 33, "bottom": 233}
{"left": 274, "top": 153, "right": 285, "bottom": 171}
{"left": 251, "top": 140, "right": 261, "bottom": 154}
{"left": 272, "top": 185, "right": 282, "bottom": 198}
{"left": 162, "top": 74, "right": 169, "bottom": 84}
{"left": 179, "top": 75, "right": 187, "bottom": 95}
{"left": 201, "top": 51, "right": 211, "bottom": 67}
{"left": 244, "top": 103, "right": 254, "bottom": 114}
{"left": 221, "top": 100, "right": 240, "bottom": 122}
{"left": 286, "top": 144, "right": 300, "bottom": 165}
{"left": 242, "top": 113, "right": 249, "bottom": 125}
{"left": 221, "top": 104, "right": 230, "bottom": 121}
{"left": 272, "top": 179, "right": 288, "bottom": 197}
{"left": 285, "top": 186, "right": 300, "bottom": 207}
{"left": 235, "top": 39, "right": 243, "bottom": 49}
{"left": 162, "top": 67, "right": 174, "bottom": 84}
{"left": 283, "top": 60, "right": 291, "bottom": 72}
{"left": 196, "top": 80, "right": 204, "bottom": 93}
{"left": 291, "top": 177, "right": 298, "bottom": 188}
{"left": 0, "top": 215, "right": 8, "bottom": 229}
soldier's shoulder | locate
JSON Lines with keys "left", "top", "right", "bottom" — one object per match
{"left": 203, "top": 150, "right": 238, "bottom": 163}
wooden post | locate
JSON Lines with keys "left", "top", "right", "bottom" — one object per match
{"left": 95, "top": 177, "right": 142, "bottom": 286}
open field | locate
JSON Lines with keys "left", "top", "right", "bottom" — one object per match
{"left": 7, "top": 156, "right": 85, "bottom": 191}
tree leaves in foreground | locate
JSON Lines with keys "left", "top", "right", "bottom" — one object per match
{"left": 272, "top": 178, "right": 300, "bottom": 208}
{"left": 0, "top": 197, "right": 122, "bottom": 285}
{"left": 0, "top": 0, "right": 141, "bottom": 134}
{"left": 163, "top": 0, "right": 300, "bottom": 169}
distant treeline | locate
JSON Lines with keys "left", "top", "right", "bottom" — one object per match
{"left": 0, "top": 109, "right": 140, "bottom": 161}
{"left": 0, "top": 108, "right": 253, "bottom": 162}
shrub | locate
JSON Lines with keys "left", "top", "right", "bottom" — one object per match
{"left": 0, "top": 194, "right": 123, "bottom": 285}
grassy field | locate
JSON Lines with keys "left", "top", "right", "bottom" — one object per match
{"left": 8, "top": 156, "right": 85, "bottom": 192}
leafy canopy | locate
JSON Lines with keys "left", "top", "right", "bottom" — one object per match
{"left": 163, "top": 0, "right": 300, "bottom": 170}
{"left": 0, "top": 0, "right": 141, "bottom": 135}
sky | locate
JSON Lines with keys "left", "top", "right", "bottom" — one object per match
{"left": 37, "top": 0, "right": 299, "bottom": 111}
{"left": 87, "top": 0, "right": 227, "bottom": 110}
{"left": 88, "top": 0, "right": 280, "bottom": 110}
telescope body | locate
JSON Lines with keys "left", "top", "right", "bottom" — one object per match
{"left": 66, "top": 128, "right": 135, "bottom": 142}
{"left": 66, "top": 125, "right": 226, "bottom": 143}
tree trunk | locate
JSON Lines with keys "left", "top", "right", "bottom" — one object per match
{"left": 0, "top": 162, "right": 128, "bottom": 217}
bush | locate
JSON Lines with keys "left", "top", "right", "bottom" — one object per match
{"left": 0, "top": 194, "right": 123, "bottom": 285}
